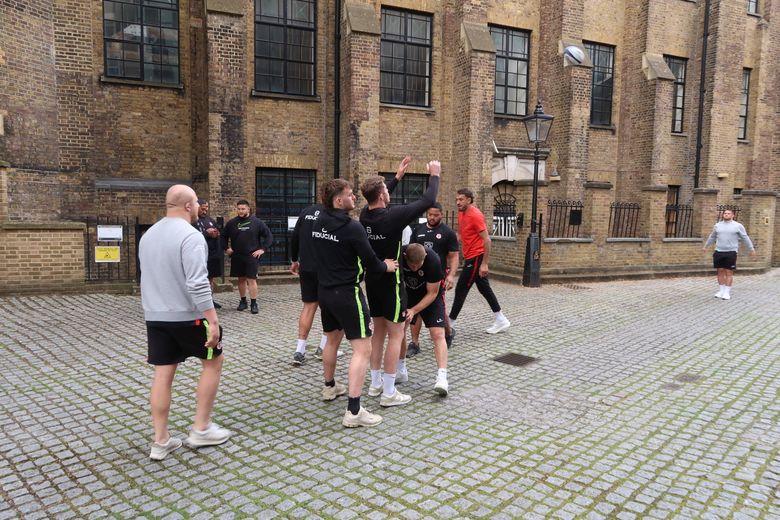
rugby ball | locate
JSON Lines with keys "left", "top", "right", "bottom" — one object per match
{"left": 563, "top": 46, "right": 585, "bottom": 66}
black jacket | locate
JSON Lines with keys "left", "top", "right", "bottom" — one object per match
{"left": 222, "top": 216, "right": 273, "bottom": 256}
{"left": 290, "top": 204, "right": 324, "bottom": 273}
{"left": 194, "top": 215, "right": 224, "bottom": 260}
{"left": 311, "top": 208, "right": 388, "bottom": 288}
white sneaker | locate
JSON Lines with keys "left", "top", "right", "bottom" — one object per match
{"left": 396, "top": 367, "right": 409, "bottom": 384}
{"left": 342, "top": 407, "right": 383, "bottom": 428}
{"left": 434, "top": 375, "right": 448, "bottom": 396}
{"left": 150, "top": 436, "right": 182, "bottom": 460}
{"left": 721, "top": 293, "right": 731, "bottom": 300}
{"left": 379, "top": 389, "right": 412, "bottom": 407}
{"left": 321, "top": 381, "right": 347, "bottom": 401}
{"left": 714, "top": 291, "right": 724, "bottom": 299}
{"left": 368, "top": 382, "right": 383, "bottom": 397}
{"left": 486, "top": 318, "right": 511, "bottom": 334}
{"left": 185, "top": 423, "right": 231, "bottom": 447}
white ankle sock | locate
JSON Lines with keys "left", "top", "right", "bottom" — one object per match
{"left": 371, "top": 369, "right": 382, "bottom": 386}
{"left": 449, "top": 319, "right": 457, "bottom": 329}
{"left": 495, "top": 311, "right": 506, "bottom": 321}
{"left": 718, "top": 285, "right": 725, "bottom": 293}
{"left": 383, "top": 374, "right": 396, "bottom": 395}
{"left": 723, "top": 286, "right": 731, "bottom": 296}
{"left": 437, "top": 368, "right": 448, "bottom": 378}
{"left": 319, "top": 335, "right": 328, "bottom": 349}
{"left": 398, "top": 359, "right": 406, "bottom": 372}
{"left": 295, "top": 339, "right": 307, "bottom": 354}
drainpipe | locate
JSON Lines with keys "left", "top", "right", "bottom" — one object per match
{"left": 693, "top": 0, "right": 711, "bottom": 189}
{"left": 334, "top": 0, "right": 342, "bottom": 178}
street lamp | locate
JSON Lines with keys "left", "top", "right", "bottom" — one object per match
{"left": 520, "top": 101, "right": 554, "bottom": 287}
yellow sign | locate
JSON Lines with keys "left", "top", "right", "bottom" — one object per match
{"left": 95, "top": 246, "right": 120, "bottom": 263}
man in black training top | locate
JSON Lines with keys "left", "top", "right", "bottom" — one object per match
{"left": 289, "top": 203, "right": 332, "bottom": 366}
{"left": 194, "top": 199, "right": 224, "bottom": 309}
{"left": 310, "top": 179, "right": 398, "bottom": 428}
{"left": 222, "top": 199, "right": 273, "bottom": 314}
{"left": 400, "top": 243, "right": 450, "bottom": 396}
{"left": 407, "top": 202, "right": 459, "bottom": 356}
{"left": 359, "top": 158, "right": 440, "bottom": 408}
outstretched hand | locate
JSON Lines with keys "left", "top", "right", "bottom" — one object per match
{"left": 397, "top": 156, "right": 412, "bottom": 179}
{"left": 426, "top": 160, "right": 441, "bottom": 176}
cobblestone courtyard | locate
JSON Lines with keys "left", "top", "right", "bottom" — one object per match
{"left": 2, "top": 272, "right": 780, "bottom": 519}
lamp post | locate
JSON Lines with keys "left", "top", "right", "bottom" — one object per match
{"left": 520, "top": 101, "right": 554, "bottom": 287}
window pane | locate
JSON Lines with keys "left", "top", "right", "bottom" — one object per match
{"left": 380, "top": 8, "right": 432, "bottom": 107}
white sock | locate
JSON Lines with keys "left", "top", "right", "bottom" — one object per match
{"left": 319, "top": 335, "right": 328, "bottom": 350}
{"left": 398, "top": 359, "right": 406, "bottom": 372}
{"left": 371, "top": 369, "right": 382, "bottom": 386}
{"left": 437, "top": 368, "right": 448, "bottom": 379}
{"left": 724, "top": 286, "right": 731, "bottom": 296}
{"left": 449, "top": 319, "right": 457, "bottom": 329}
{"left": 383, "top": 373, "right": 396, "bottom": 395}
{"left": 295, "top": 339, "right": 307, "bottom": 354}
{"left": 495, "top": 311, "right": 506, "bottom": 321}
{"left": 718, "top": 285, "right": 725, "bottom": 293}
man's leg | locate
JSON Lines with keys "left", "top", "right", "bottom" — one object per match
{"left": 294, "top": 301, "right": 318, "bottom": 363}
{"left": 379, "top": 321, "right": 410, "bottom": 405}
{"left": 369, "top": 317, "right": 387, "bottom": 391}
{"left": 449, "top": 262, "right": 475, "bottom": 325}
{"left": 717, "top": 268, "right": 727, "bottom": 286}
{"left": 342, "top": 337, "right": 382, "bottom": 427}
{"left": 193, "top": 355, "right": 223, "bottom": 431}
{"left": 724, "top": 269, "right": 734, "bottom": 287}
{"left": 151, "top": 364, "right": 178, "bottom": 444}
{"left": 247, "top": 278, "right": 258, "bottom": 299}
{"left": 410, "top": 319, "right": 423, "bottom": 345}
{"left": 238, "top": 277, "right": 247, "bottom": 299}
{"left": 322, "top": 329, "right": 345, "bottom": 382}
{"left": 429, "top": 326, "right": 449, "bottom": 395}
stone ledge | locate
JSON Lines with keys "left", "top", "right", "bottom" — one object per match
{"left": 662, "top": 237, "right": 702, "bottom": 243}
{"left": 0, "top": 221, "right": 86, "bottom": 231}
{"left": 605, "top": 237, "right": 651, "bottom": 243}
{"left": 742, "top": 189, "right": 777, "bottom": 196}
{"left": 346, "top": 2, "right": 379, "bottom": 36}
{"left": 207, "top": 0, "right": 244, "bottom": 15}
{"left": 584, "top": 181, "right": 613, "bottom": 190}
{"left": 543, "top": 237, "right": 594, "bottom": 244}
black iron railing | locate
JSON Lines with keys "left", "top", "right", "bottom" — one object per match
{"left": 608, "top": 202, "right": 641, "bottom": 238}
{"left": 665, "top": 204, "right": 694, "bottom": 238}
{"left": 546, "top": 200, "right": 584, "bottom": 238}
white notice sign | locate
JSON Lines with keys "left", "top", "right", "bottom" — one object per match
{"left": 97, "top": 225, "right": 123, "bottom": 241}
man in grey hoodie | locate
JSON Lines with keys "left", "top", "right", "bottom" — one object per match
{"left": 703, "top": 209, "right": 756, "bottom": 300}
{"left": 139, "top": 185, "right": 231, "bottom": 460}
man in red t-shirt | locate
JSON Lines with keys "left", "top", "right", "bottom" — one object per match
{"left": 448, "top": 188, "right": 510, "bottom": 334}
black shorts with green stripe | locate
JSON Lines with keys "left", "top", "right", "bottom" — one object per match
{"left": 319, "top": 284, "right": 372, "bottom": 340}
{"left": 365, "top": 274, "right": 408, "bottom": 323}
{"left": 146, "top": 319, "right": 223, "bottom": 365}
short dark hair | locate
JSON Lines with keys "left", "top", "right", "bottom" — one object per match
{"left": 236, "top": 199, "right": 250, "bottom": 207}
{"left": 321, "top": 179, "right": 350, "bottom": 208}
{"left": 197, "top": 198, "right": 207, "bottom": 205}
{"left": 429, "top": 202, "right": 443, "bottom": 211}
{"left": 457, "top": 188, "right": 474, "bottom": 203}
{"left": 360, "top": 175, "right": 386, "bottom": 204}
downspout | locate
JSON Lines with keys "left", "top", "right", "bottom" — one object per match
{"left": 334, "top": 0, "right": 342, "bottom": 178}
{"left": 693, "top": 0, "right": 711, "bottom": 188}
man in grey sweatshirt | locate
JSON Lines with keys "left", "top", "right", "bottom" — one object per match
{"left": 703, "top": 209, "right": 756, "bottom": 300}
{"left": 139, "top": 185, "right": 231, "bottom": 460}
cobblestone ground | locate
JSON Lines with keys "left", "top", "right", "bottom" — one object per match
{"left": 2, "top": 271, "right": 780, "bottom": 519}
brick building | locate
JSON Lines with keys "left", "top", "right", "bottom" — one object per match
{"left": 1, "top": 0, "right": 779, "bottom": 285}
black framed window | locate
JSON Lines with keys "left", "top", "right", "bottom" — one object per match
{"left": 381, "top": 173, "right": 429, "bottom": 206}
{"left": 256, "top": 168, "right": 316, "bottom": 265}
{"left": 254, "top": 0, "right": 316, "bottom": 96}
{"left": 747, "top": 0, "right": 759, "bottom": 14}
{"left": 103, "top": 0, "right": 180, "bottom": 84}
{"left": 664, "top": 56, "right": 687, "bottom": 133}
{"left": 739, "top": 69, "right": 751, "bottom": 140}
{"left": 380, "top": 7, "right": 432, "bottom": 107}
{"left": 490, "top": 26, "right": 530, "bottom": 116}
{"left": 584, "top": 42, "right": 615, "bottom": 126}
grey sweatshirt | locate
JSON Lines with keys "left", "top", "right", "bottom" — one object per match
{"left": 139, "top": 217, "right": 214, "bottom": 322}
{"left": 704, "top": 220, "right": 754, "bottom": 252}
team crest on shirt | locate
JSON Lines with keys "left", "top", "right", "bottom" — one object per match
{"left": 418, "top": 270, "right": 424, "bottom": 276}
{"left": 424, "top": 241, "right": 433, "bottom": 249}
{"left": 436, "top": 234, "right": 442, "bottom": 239}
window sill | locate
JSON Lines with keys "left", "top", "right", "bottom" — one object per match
{"left": 737, "top": 139, "right": 750, "bottom": 145}
{"left": 100, "top": 75, "right": 184, "bottom": 90}
{"left": 251, "top": 90, "right": 321, "bottom": 102}
{"left": 543, "top": 237, "right": 593, "bottom": 244}
{"left": 671, "top": 132, "right": 688, "bottom": 137}
{"left": 380, "top": 103, "right": 435, "bottom": 113}
{"left": 494, "top": 114, "right": 527, "bottom": 121}
{"left": 589, "top": 124, "right": 616, "bottom": 134}
{"left": 747, "top": 12, "right": 762, "bottom": 19}
{"left": 606, "top": 237, "right": 651, "bottom": 243}
{"left": 662, "top": 237, "right": 702, "bottom": 243}
{"left": 490, "top": 236, "right": 517, "bottom": 242}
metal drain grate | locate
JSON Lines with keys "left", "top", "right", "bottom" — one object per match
{"left": 561, "top": 284, "right": 592, "bottom": 290}
{"left": 494, "top": 353, "right": 538, "bottom": 367}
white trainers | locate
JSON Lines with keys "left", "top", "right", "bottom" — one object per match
{"left": 434, "top": 375, "right": 449, "bottom": 396}
{"left": 721, "top": 293, "right": 731, "bottom": 300}
{"left": 380, "top": 389, "right": 412, "bottom": 407}
{"left": 714, "top": 291, "right": 724, "bottom": 299}
{"left": 342, "top": 407, "right": 383, "bottom": 428}
{"left": 149, "top": 436, "right": 182, "bottom": 460}
{"left": 368, "top": 380, "right": 383, "bottom": 397}
{"left": 185, "top": 423, "right": 231, "bottom": 448}
{"left": 321, "top": 381, "right": 347, "bottom": 401}
{"left": 486, "top": 318, "right": 511, "bottom": 334}
{"left": 396, "top": 367, "right": 409, "bottom": 384}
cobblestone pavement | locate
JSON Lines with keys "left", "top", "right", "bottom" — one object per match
{"left": 2, "top": 271, "right": 780, "bottom": 519}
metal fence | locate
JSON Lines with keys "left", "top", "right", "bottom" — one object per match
{"left": 492, "top": 193, "right": 517, "bottom": 238}
{"left": 83, "top": 216, "right": 139, "bottom": 282}
{"left": 665, "top": 204, "right": 694, "bottom": 238}
{"left": 716, "top": 204, "right": 741, "bottom": 222}
{"left": 546, "top": 200, "right": 584, "bottom": 238}
{"left": 608, "top": 202, "right": 641, "bottom": 238}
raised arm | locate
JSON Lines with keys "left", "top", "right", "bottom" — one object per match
{"left": 394, "top": 161, "right": 441, "bottom": 225}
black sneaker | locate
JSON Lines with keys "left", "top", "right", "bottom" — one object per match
{"left": 406, "top": 341, "right": 420, "bottom": 358}
{"left": 237, "top": 300, "right": 248, "bottom": 311}
{"left": 445, "top": 334, "right": 453, "bottom": 349}
{"left": 292, "top": 352, "right": 305, "bottom": 366}
{"left": 250, "top": 301, "right": 259, "bottom": 314}
{"left": 213, "top": 301, "right": 222, "bottom": 309}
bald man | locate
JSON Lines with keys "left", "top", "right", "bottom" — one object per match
{"left": 139, "top": 184, "right": 231, "bottom": 460}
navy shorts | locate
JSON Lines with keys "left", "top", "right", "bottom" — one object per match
{"left": 146, "top": 319, "right": 223, "bottom": 365}
{"left": 319, "top": 284, "right": 372, "bottom": 340}
{"left": 299, "top": 270, "right": 319, "bottom": 303}
{"left": 207, "top": 257, "right": 224, "bottom": 279}
{"left": 713, "top": 251, "right": 737, "bottom": 270}
{"left": 409, "top": 287, "right": 446, "bottom": 328}
{"left": 365, "top": 274, "right": 408, "bottom": 323}
{"left": 230, "top": 255, "right": 260, "bottom": 278}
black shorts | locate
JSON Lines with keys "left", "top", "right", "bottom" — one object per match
{"left": 230, "top": 255, "right": 260, "bottom": 278}
{"left": 299, "top": 271, "right": 319, "bottom": 303}
{"left": 207, "top": 257, "right": 224, "bottom": 279}
{"left": 713, "top": 251, "right": 737, "bottom": 270}
{"left": 319, "top": 284, "right": 372, "bottom": 340}
{"left": 365, "top": 275, "right": 407, "bottom": 323}
{"left": 147, "top": 319, "right": 223, "bottom": 365}
{"left": 409, "top": 287, "right": 446, "bottom": 328}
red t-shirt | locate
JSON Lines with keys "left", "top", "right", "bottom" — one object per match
{"left": 458, "top": 205, "right": 487, "bottom": 260}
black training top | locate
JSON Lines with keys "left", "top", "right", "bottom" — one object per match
{"left": 359, "top": 175, "right": 439, "bottom": 281}
{"left": 222, "top": 215, "right": 273, "bottom": 256}
{"left": 290, "top": 204, "right": 324, "bottom": 273}
{"left": 311, "top": 207, "right": 388, "bottom": 288}
{"left": 411, "top": 221, "right": 458, "bottom": 274}
{"left": 194, "top": 215, "right": 224, "bottom": 260}
{"left": 402, "top": 245, "right": 444, "bottom": 296}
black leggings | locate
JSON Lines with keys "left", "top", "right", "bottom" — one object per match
{"left": 449, "top": 255, "right": 501, "bottom": 320}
